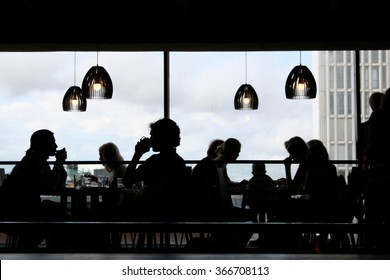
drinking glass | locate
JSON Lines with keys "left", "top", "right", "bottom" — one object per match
{"left": 117, "top": 177, "right": 125, "bottom": 189}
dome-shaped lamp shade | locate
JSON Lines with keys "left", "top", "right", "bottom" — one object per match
{"left": 285, "top": 65, "right": 317, "bottom": 99}
{"left": 234, "top": 83, "right": 259, "bottom": 110}
{"left": 82, "top": 65, "right": 113, "bottom": 99}
{"left": 62, "top": 86, "right": 87, "bottom": 112}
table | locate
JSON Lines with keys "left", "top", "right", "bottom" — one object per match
{"left": 42, "top": 187, "right": 119, "bottom": 220}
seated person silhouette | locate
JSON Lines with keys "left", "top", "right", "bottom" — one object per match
{"left": 122, "top": 118, "right": 190, "bottom": 221}
{"left": 303, "top": 142, "right": 339, "bottom": 222}
{"left": 302, "top": 141, "right": 340, "bottom": 251}
{"left": 189, "top": 138, "right": 252, "bottom": 251}
{"left": 99, "top": 142, "right": 127, "bottom": 190}
{"left": 191, "top": 138, "right": 224, "bottom": 218}
{"left": 98, "top": 142, "right": 128, "bottom": 210}
{"left": 1, "top": 129, "right": 70, "bottom": 249}
{"left": 278, "top": 136, "right": 309, "bottom": 191}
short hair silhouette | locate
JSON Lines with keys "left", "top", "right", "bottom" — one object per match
{"left": 30, "top": 129, "right": 55, "bottom": 151}
{"left": 369, "top": 91, "right": 384, "bottom": 111}
{"left": 150, "top": 118, "right": 181, "bottom": 147}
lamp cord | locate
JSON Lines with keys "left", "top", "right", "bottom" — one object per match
{"left": 245, "top": 51, "right": 248, "bottom": 84}
{"left": 73, "top": 52, "right": 77, "bottom": 86}
{"left": 299, "top": 50, "right": 302, "bottom": 66}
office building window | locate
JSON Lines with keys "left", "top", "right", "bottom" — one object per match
{"left": 363, "top": 51, "right": 369, "bottom": 64}
{"left": 337, "top": 143, "right": 346, "bottom": 160}
{"left": 337, "top": 91, "right": 344, "bottom": 115}
{"left": 364, "top": 66, "right": 369, "bottom": 89}
{"left": 364, "top": 91, "right": 370, "bottom": 116}
{"left": 329, "top": 117, "right": 335, "bottom": 142}
{"left": 382, "top": 65, "right": 387, "bottom": 88}
{"left": 347, "top": 92, "right": 352, "bottom": 115}
{"left": 328, "top": 51, "right": 334, "bottom": 64}
{"left": 346, "top": 51, "right": 351, "bottom": 64}
{"left": 336, "top": 51, "right": 344, "bottom": 63}
{"left": 372, "top": 50, "right": 379, "bottom": 64}
{"left": 381, "top": 50, "right": 387, "bottom": 62}
{"left": 336, "top": 66, "right": 344, "bottom": 89}
{"left": 329, "top": 91, "right": 334, "bottom": 115}
{"left": 346, "top": 66, "right": 352, "bottom": 89}
{"left": 329, "top": 66, "right": 334, "bottom": 89}
{"left": 372, "top": 66, "right": 379, "bottom": 89}
{"left": 337, "top": 118, "right": 345, "bottom": 141}
{"left": 329, "top": 143, "right": 335, "bottom": 159}
{"left": 347, "top": 118, "right": 353, "bottom": 141}
{"left": 348, "top": 142, "right": 353, "bottom": 160}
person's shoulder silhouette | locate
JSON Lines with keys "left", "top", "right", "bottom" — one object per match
{"left": 122, "top": 118, "right": 189, "bottom": 220}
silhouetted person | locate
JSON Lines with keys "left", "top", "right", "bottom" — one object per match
{"left": 365, "top": 89, "right": 390, "bottom": 169}
{"left": 97, "top": 142, "right": 127, "bottom": 210}
{"left": 364, "top": 88, "right": 390, "bottom": 249}
{"left": 99, "top": 142, "right": 127, "bottom": 190}
{"left": 278, "top": 136, "right": 309, "bottom": 191}
{"left": 2, "top": 129, "right": 69, "bottom": 249}
{"left": 190, "top": 138, "right": 252, "bottom": 250}
{"left": 214, "top": 138, "right": 249, "bottom": 205}
{"left": 306, "top": 138, "right": 324, "bottom": 149}
{"left": 302, "top": 141, "right": 342, "bottom": 251}
{"left": 304, "top": 142, "right": 339, "bottom": 221}
{"left": 122, "top": 118, "right": 190, "bottom": 221}
{"left": 191, "top": 139, "right": 224, "bottom": 215}
{"left": 246, "top": 163, "right": 277, "bottom": 222}
{"left": 358, "top": 91, "right": 384, "bottom": 171}
{"left": 95, "top": 142, "right": 128, "bottom": 248}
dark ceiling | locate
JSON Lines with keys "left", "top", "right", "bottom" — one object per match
{"left": 1, "top": 0, "right": 389, "bottom": 52}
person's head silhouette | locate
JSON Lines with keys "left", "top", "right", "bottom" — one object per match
{"left": 29, "top": 129, "right": 58, "bottom": 157}
{"left": 149, "top": 118, "right": 181, "bottom": 152}
{"left": 207, "top": 139, "right": 224, "bottom": 159}
{"left": 217, "top": 138, "right": 241, "bottom": 162}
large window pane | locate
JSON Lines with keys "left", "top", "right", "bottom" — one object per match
{"left": 337, "top": 91, "right": 344, "bottom": 115}
{"left": 372, "top": 66, "right": 379, "bottom": 89}
{"left": 336, "top": 66, "right": 344, "bottom": 89}
{"left": 0, "top": 52, "right": 164, "bottom": 173}
{"left": 372, "top": 50, "right": 379, "bottom": 63}
{"left": 170, "top": 52, "right": 314, "bottom": 180}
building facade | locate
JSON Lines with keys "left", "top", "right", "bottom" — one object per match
{"left": 317, "top": 50, "right": 390, "bottom": 177}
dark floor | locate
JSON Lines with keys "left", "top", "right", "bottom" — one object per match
{"left": 1, "top": 253, "right": 390, "bottom": 260}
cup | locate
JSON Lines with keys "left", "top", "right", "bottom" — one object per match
{"left": 117, "top": 177, "right": 125, "bottom": 189}
{"left": 74, "top": 174, "right": 83, "bottom": 189}
{"left": 83, "top": 176, "right": 91, "bottom": 187}
{"left": 98, "top": 176, "right": 108, "bottom": 188}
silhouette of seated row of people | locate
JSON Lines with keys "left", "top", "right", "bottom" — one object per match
{"left": 2, "top": 110, "right": 388, "bottom": 252}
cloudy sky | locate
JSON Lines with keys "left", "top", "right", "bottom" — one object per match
{"left": 0, "top": 51, "right": 317, "bottom": 180}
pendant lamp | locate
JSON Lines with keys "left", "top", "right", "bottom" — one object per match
{"left": 285, "top": 51, "right": 317, "bottom": 99}
{"left": 234, "top": 52, "right": 259, "bottom": 110}
{"left": 63, "top": 52, "right": 87, "bottom": 112}
{"left": 82, "top": 52, "right": 113, "bottom": 99}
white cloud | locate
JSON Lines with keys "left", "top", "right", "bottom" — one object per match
{"left": 0, "top": 51, "right": 315, "bottom": 179}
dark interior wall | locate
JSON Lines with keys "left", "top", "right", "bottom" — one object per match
{"left": 1, "top": 0, "right": 389, "bottom": 52}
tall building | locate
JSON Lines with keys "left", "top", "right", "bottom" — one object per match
{"left": 317, "top": 50, "right": 389, "bottom": 177}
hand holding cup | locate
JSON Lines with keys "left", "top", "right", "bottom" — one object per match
{"left": 135, "top": 136, "right": 152, "bottom": 154}
{"left": 55, "top": 147, "right": 67, "bottom": 163}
